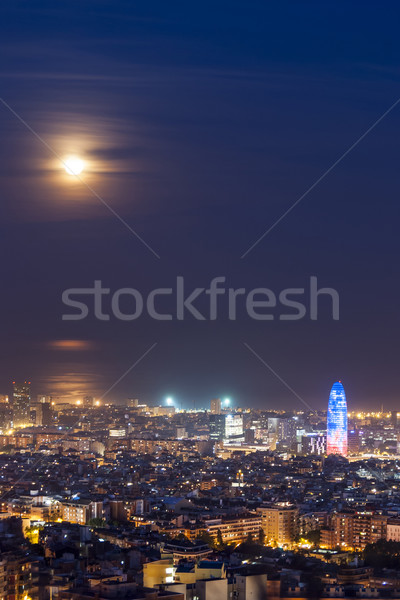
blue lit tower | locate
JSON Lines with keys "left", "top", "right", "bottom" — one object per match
{"left": 327, "top": 381, "right": 348, "bottom": 456}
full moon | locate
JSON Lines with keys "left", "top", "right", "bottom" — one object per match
{"left": 63, "top": 156, "right": 84, "bottom": 176}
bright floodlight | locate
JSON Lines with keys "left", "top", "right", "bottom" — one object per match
{"left": 64, "top": 156, "right": 84, "bottom": 176}
{"left": 166, "top": 397, "right": 174, "bottom": 406}
{"left": 224, "top": 397, "right": 231, "bottom": 405}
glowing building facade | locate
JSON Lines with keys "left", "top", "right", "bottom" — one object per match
{"left": 224, "top": 414, "right": 244, "bottom": 444}
{"left": 327, "top": 381, "right": 348, "bottom": 456}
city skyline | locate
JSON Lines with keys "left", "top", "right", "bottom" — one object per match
{"left": 0, "top": 3, "right": 400, "bottom": 407}
{"left": 0, "top": 377, "right": 355, "bottom": 410}
{"left": 2, "top": 4, "right": 400, "bottom": 600}
{"left": 0, "top": 376, "right": 391, "bottom": 417}
{"left": 0, "top": 377, "right": 390, "bottom": 412}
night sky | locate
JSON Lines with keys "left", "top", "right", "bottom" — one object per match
{"left": 1, "top": 1, "right": 400, "bottom": 409}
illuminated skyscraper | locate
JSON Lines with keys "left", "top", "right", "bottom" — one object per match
{"left": 12, "top": 381, "right": 31, "bottom": 427}
{"left": 327, "top": 381, "right": 348, "bottom": 456}
{"left": 225, "top": 414, "right": 244, "bottom": 443}
{"left": 209, "top": 414, "right": 225, "bottom": 441}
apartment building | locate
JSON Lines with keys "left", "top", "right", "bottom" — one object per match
{"left": 183, "top": 514, "right": 262, "bottom": 545}
{"left": 61, "top": 500, "right": 103, "bottom": 525}
{"left": 386, "top": 518, "right": 400, "bottom": 542}
{"left": 256, "top": 504, "right": 298, "bottom": 546}
{"left": 2, "top": 552, "right": 39, "bottom": 600}
{"left": 321, "top": 511, "right": 387, "bottom": 550}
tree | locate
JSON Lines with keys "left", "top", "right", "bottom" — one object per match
{"left": 29, "top": 543, "right": 45, "bottom": 556}
{"left": 25, "top": 525, "right": 44, "bottom": 544}
{"left": 258, "top": 528, "right": 266, "bottom": 545}
{"left": 88, "top": 517, "right": 107, "bottom": 528}
{"left": 363, "top": 539, "right": 400, "bottom": 570}
{"left": 217, "top": 528, "right": 224, "bottom": 548}
{"left": 246, "top": 532, "right": 253, "bottom": 545}
{"left": 197, "top": 530, "right": 215, "bottom": 548}
{"left": 303, "top": 529, "right": 321, "bottom": 547}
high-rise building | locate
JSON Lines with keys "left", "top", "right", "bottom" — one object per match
{"left": 2, "top": 552, "right": 39, "bottom": 600}
{"left": 224, "top": 414, "right": 244, "bottom": 443}
{"left": 39, "top": 395, "right": 53, "bottom": 426}
{"left": 12, "top": 381, "right": 31, "bottom": 427}
{"left": 30, "top": 396, "right": 53, "bottom": 427}
{"left": 0, "top": 404, "right": 12, "bottom": 430}
{"left": 321, "top": 511, "right": 387, "bottom": 551}
{"left": 0, "top": 395, "right": 11, "bottom": 430}
{"left": 267, "top": 417, "right": 279, "bottom": 450}
{"left": 278, "top": 417, "right": 297, "bottom": 445}
{"left": 29, "top": 402, "right": 42, "bottom": 426}
{"left": 327, "top": 381, "right": 348, "bottom": 456}
{"left": 210, "top": 398, "right": 221, "bottom": 414}
{"left": 391, "top": 411, "right": 400, "bottom": 430}
{"left": 82, "top": 395, "right": 94, "bottom": 408}
{"left": 348, "top": 429, "right": 361, "bottom": 454}
{"left": 209, "top": 414, "right": 225, "bottom": 441}
{"left": 257, "top": 504, "right": 298, "bottom": 547}
{"left": 301, "top": 432, "right": 326, "bottom": 455}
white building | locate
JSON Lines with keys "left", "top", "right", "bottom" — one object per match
{"left": 196, "top": 578, "right": 228, "bottom": 600}
{"left": 387, "top": 519, "right": 400, "bottom": 541}
{"left": 224, "top": 414, "right": 244, "bottom": 443}
{"left": 236, "top": 573, "right": 268, "bottom": 600}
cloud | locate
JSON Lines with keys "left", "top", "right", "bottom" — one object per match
{"left": 42, "top": 371, "right": 103, "bottom": 403}
{"left": 48, "top": 339, "right": 96, "bottom": 351}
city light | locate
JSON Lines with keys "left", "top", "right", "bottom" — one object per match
{"left": 1, "top": 4, "right": 397, "bottom": 596}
